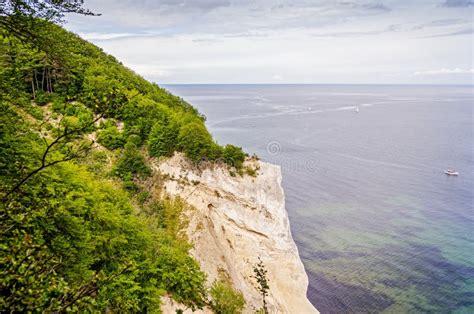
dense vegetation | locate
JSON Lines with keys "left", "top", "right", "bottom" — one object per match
{"left": 0, "top": 6, "right": 247, "bottom": 312}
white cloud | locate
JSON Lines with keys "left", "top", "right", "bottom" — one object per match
{"left": 65, "top": 1, "right": 474, "bottom": 84}
{"left": 126, "top": 64, "right": 171, "bottom": 78}
{"left": 414, "top": 68, "right": 474, "bottom": 75}
{"left": 78, "top": 32, "right": 140, "bottom": 40}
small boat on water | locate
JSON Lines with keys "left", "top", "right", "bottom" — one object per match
{"left": 355, "top": 107, "right": 359, "bottom": 113}
{"left": 444, "top": 169, "right": 459, "bottom": 176}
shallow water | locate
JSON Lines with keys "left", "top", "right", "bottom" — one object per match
{"left": 165, "top": 84, "right": 474, "bottom": 313}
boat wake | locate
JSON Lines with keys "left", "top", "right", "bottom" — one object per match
{"left": 333, "top": 152, "right": 423, "bottom": 171}
{"left": 211, "top": 103, "right": 377, "bottom": 127}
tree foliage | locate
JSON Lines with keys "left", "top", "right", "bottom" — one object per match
{"left": 97, "top": 125, "right": 125, "bottom": 150}
{"left": 178, "top": 122, "right": 215, "bottom": 162}
{"left": 148, "top": 118, "right": 178, "bottom": 158}
{"left": 113, "top": 142, "right": 151, "bottom": 184}
{"left": 0, "top": 98, "right": 208, "bottom": 312}
{"left": 223, "top": 144, "right": 246, "bottom": 169}
{"left": 0, "top": 108, "right": 162, "bottom": 311}
{"left": 0, "top": 0, "right": 98, "bottom": 23}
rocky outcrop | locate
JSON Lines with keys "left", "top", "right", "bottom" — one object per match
{"left": 154, "top": 153, "right": 318, "bottom": 313}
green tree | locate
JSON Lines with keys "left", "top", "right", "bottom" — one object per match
{"left": 178, "top": 122, "right": 214, "bottom": 162}
{"left": 157, "top": 246, "right": 207, "bottom": 310}
{"left": 113, "top": 142, "right": 151, "bottom": 180}
{"left": 0, "top": 132, "right": 163, "bottom": 312}
{"left": 222, "top": 144, "right": 246, "bottom": 169}
{"left": 148, "top": 118, "right": 178, "bottom": 158}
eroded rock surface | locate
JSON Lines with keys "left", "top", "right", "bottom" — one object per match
{"left": 155, "top": 154, "right": 318, "bottom": 313}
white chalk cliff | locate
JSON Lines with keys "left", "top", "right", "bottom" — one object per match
{"left": 154, "top": 153, "right": 318, "bottom": 313}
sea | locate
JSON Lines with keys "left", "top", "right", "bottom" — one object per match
{"left": 164, "top": 84, "right": 474, "bottom": 313}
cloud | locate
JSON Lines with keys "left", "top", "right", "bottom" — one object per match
{"left": 268, "top": 1, "right": 391, "bottom": 13}
{"left": 126, "top": 64, "right": 171, "bottom": 78}
{"left": 68, "top": 0, "right": 394, "bottom": 36}
{"left": 91, "top": 0, "right": 231, "bottom": 14}
{"left": 78, "top": 32, "right": 144, "bottom": 40}
{"left": 154, "top": 0, "right": 231, "bottom": 13}
{"left": 358, "top": 3, "right": 391, "bottom": 12}
{"left": 420, "top": 27, "right": 473, "bottom": 37}
{"left": 64, "top": 1, "right": 473, "bottom": 84}
{"left": 442, "top": 0, "right": 474, "bottom": 7}
{"left": 412, "top": 19, "right": 467, "bottom": 30}
{"left": 414, "top": 68, "right": 474, "bottom": 75}
{"left": 312, "top": 24, "right": 401, "bottom": 38}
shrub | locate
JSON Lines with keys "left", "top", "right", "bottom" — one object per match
{"left": 147, "top": 197, "right": 188, "bottom": 238}
{"left": 51, "top": 98, "right": 64, "bottom": 112}
{"left": 126, "top": 134, "right": 142, "bottom": 146}
{"left": 51, "top": 102, "right": 95, "bottom": 131}
{"left": 208, "top": 143, "right": 223, "bottom": 161}
{"left": 35, "top": 90, "right": 53, "bottom": 106}
{"left": 223, "top": 144, "right": 246, "bottom": 169}
{"left": 25, "top": 104, "right": 44, "bottom": 120}
{"left": 97, "top": 126, "right": 126, "bottom": 149}
{"left": 100, "top": 119, "right": 117, "bottom": 129}
{"left": 61, "top": 115, "right": 80, "bottom": 129}
{"left": 209, "top": 281, "right": 245, "bottom": 314}
{"left": 113, "top": 142, "right": 151, "bottom": 180}
{"left": 245, "top": 167, "right": 258, "bottom": 177}
{"left": 13, "top": 95, "right": 31, "bottom": 109}
{"left": 137, "top": 191, "right": 150, "bottom": 204}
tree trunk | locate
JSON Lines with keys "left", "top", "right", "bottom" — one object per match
{"left": 34, "top": 69, "right": 39, "bottom": 91}
{"left": 31, "top": 76, "right": 35, "bottom": 99}
{"left": 46, "top": 68, "right": 50, "bottom": 93}
{"left": 49, "top": 68, "right": 53, "bottom": 93}
{"left": 41, "top": 66, "right": 45, "bottom": 91}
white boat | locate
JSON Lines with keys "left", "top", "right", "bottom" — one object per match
{"left": 444, "top": 169, "right": 459, "bottom": 176}
{"left": 355, "top": 107, "right": 359, "bottom": 113}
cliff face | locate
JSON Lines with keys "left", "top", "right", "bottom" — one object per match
{"left": 154, "top": 153, "right": 318, "bottom": 313}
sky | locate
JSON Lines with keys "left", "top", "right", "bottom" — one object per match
{"left": 64, "top": 0, "right": 474, "bottom": 84}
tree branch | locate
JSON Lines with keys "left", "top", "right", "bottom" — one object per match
{"left": 58, "top": 265, "right": 131, "bottom": 313}
{"left": 2, "top": 113, "right": 103, "bottom": 201}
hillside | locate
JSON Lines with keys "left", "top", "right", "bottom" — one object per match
{"left": 0, "top": 14, "right": 316, "bottom": 313}
{"left": 0, "top": 17, "right": 248, "bottom": 312}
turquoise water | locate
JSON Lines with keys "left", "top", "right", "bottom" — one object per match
{"left": 165, "top": 84, "right": 474, "bottom": 313}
